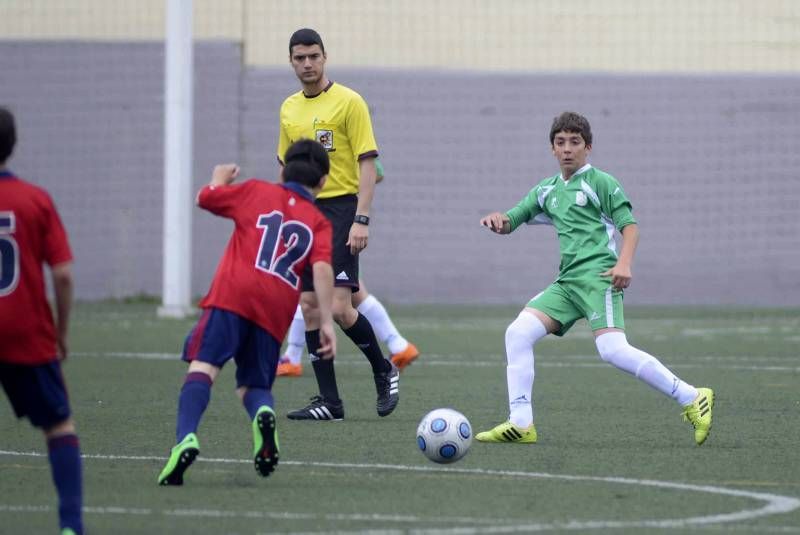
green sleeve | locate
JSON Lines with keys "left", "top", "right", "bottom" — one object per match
{"left": 505, "top": 188, "right": 542, "bottom": 232}
{"left": 375, "top": 158, "right": 384, "bottom": 179}
{"left": 598, "top": 175, "right": 636, "bottom": 230}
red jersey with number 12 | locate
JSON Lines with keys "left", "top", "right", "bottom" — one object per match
{"left": 0, "top": 173, "right": 73, "bottom": 365}
{"left": 197, "top": 179, "right": 332, "bottom": 341}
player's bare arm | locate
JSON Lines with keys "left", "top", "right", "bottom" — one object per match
{"left": 601, "top": 223, "right": 639, "bottom": 289}
{"left": 480, "top": 212, "right": 511, "bottom": 234}
{"left": 312, "top": 261, "right": 337, "bottom": 359}
{"left": 210, "top": 164, "right": 240, "bottom": 187}
{"left": 347, "top": 157, "right": 377, "bottom": 254}
{"left": 51, "top": 261, "right": 73, "bottom": 360}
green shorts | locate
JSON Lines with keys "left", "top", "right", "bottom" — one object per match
{"left": 527, "top": 277, "right": 625, "bottom": 336}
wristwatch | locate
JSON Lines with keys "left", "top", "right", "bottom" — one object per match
{"left": 354, "top": 214, "right": 370, "bottom": 226}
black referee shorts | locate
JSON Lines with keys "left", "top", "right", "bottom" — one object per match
{"left": 302, "top": 194, "right": 360, "bottom": 293}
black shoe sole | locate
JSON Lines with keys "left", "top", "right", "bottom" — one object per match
{"left": 254, "top": 411, "right": 279, "bottom": 477}
{"left": 160, "top": 447, "right": 198, "bottom": 486}
{"left": 377, "top": 398, "right": 399, "bottom": 417}
{"left": 287, "top": 413, "right": 344, "bottom": 421}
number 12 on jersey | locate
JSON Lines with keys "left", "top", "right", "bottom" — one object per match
{"left": 255, "top": 211, "right": 313, "bottom": 289}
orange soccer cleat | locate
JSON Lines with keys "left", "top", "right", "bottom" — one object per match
{"left": 390, "top": 343, "right": 420, "bottom": 371}
{"left": 276, "top": 361, "right": 303, "bottom": 377}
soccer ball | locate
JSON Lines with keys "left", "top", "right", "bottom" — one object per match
{"left": 416, "top": 408, "right": 472, "bottom": 464}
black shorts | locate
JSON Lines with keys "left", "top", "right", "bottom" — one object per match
{"left": 0, "top": 360, "right": 72, "bottom": 429}
{"left": 302, "top": 194, "right": 360, "bottom": 292}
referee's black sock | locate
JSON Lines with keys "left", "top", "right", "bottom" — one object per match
{"left": 343, "top": 312, "right": 391, "bottom": 374}
{"left": 306, "top": 329, "right": 341, "bottom": 404}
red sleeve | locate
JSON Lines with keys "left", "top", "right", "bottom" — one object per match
{"left": 309, "top": 213, "right": 333, "bottom": 266}
{"left": 197, "top": 181, "right": 250, "bottom": 218}
{"left": 42, "top": 193, "right": 72, "bottom": 267}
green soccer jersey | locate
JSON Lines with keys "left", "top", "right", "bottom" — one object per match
{"left": 505, "top": 164, "right": 637, "bottom": 279}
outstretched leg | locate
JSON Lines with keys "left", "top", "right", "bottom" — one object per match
{"left": 594, "top": 330, "right": 713, "bottom": 445}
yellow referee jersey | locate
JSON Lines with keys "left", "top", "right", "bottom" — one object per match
{"left": 278, "top": 81, "right": 378, "bottom": 199}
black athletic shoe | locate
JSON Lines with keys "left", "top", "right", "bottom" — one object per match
{"left": 287, "top": 395, "right": 344, "bottom": 421}
{"left": 374, "top": 361, "right": 400, "bottom": 417}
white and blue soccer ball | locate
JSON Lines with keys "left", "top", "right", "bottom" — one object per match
{"left": 416, "top": 408, "right": 472, "bottom": 464}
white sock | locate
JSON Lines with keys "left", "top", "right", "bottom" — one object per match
{"left": 595, "top": 332, "right": 698, "bottom": 406}
{"left": 357, "top": 294, "right": 408, "bottom": 354}
{"left": 283, "top": 305, "right": 306, "bottom": 364}
{"left": 506, "top": 311, "right": 548, "bottom": 428}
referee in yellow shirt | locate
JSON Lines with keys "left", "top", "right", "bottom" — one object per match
{"left": 278, "top": 28, "right": 399, "bottom": 421}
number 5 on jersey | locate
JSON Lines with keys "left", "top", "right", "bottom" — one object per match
{"left": 255, "top": 211, "right": 313, "bottom": 289}
{"left": 0, "top": 212, "right": 20, "bottom": 296}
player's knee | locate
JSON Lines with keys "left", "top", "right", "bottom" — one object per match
{"left": 187, "top": 361, "right": 219, "bottom": 382}
{"left": 595, "top": 331, "right": 628, "bottom": 365}
{"left": 505, "top": 314, "right": 540, "bottom": 349}
{"left": 300, "top": 298, "right": 319, "bottom": 323}
{"left": 331, "top": 294, "right": 357, "bottom": 326}
{"left": 332, "top": 306, "right": 356, "bottom": 327}
{"left": 44, "top": 418, "right": 75, "bottom": 439}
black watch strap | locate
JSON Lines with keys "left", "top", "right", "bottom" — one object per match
{"left": 354, "top": 214, "right": 370, "bottom": 226}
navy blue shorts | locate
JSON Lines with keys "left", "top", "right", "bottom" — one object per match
{"left": 0, "top": 360, "right": 72, "bottom": 429}
{"left": 182, "top": 308, "right": 281, "bottom": 390}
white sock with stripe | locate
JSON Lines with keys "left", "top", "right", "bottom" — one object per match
{"left": 505, "top": 311, "right": 548, "bottom": 428}
{"left": 595, "top": 331, "right": 698, "bottom": 406}
{"left": 357, "top": 294, "right": 408, "bottom": 354}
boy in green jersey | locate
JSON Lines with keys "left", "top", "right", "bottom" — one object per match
{"left": 477, "top": 112, "right": 713, "bottom": 446}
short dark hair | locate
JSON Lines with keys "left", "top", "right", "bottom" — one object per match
{"left": 549, "top": 111, "right": 592, "bottom": 146}
{"left": 289, "top": 28, "right": 325, "bottom": 54}
{"left": 283, "top": 139, "right": 329, "bottom": 188}
{"left": 0, "top": 106, "right": 17, "bottom": 163}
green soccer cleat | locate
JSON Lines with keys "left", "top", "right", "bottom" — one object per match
{"left": 682, "top": 387, "right": 714, "bottom": 446}
{"left": 253, "top": 406, "right": 280, "bottom": 477}
{"left": 61, "top": 529, "right": 78, "bottom": 535}
{"left": 157, "top": 433, "right": 199, "bottom": 485}
{"left": 476, "top": 421, "right": 537, "bottom": 443}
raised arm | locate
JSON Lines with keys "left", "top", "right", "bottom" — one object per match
{"left": 210, "top": 164, "right": 240, "bottom": 187}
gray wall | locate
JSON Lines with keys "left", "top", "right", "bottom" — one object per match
{"left": 2, "top": 42, "right": 798, "bottom": 305}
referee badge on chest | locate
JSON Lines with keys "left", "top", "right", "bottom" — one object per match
{"left": 315, "top": 129, "right": 333, "bottom": 150}
{"left": 575, "top": 191, "right": 587, "bottom": 207}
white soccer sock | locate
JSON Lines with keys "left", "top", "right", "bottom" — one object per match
{"left": 357, "top": 294, "right": 408, "bottom": 354}
{"left": 595, "top": 332, "right": 698, "bottom": 406}
{"left": 505, "top": 311, "right": 548, "bottom": 428}
{"left": 283, "top": 305, "right": 306, "bottom": 364}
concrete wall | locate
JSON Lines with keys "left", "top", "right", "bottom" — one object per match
{"left": 2, "top": 42, "right": 798, "bottom": 305}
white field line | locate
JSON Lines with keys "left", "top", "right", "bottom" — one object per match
{"left": 0, "top": 449, "right": 798, "bottom": 533}
{"left": 71, "top": 351, "right": 800, "bottom": 373}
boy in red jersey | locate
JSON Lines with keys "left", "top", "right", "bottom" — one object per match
{"left": 158, "top": 139, "right": 336, "bottom": 485}
{"left": 0, "top": 107, "right": 82, "bottom": 535}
